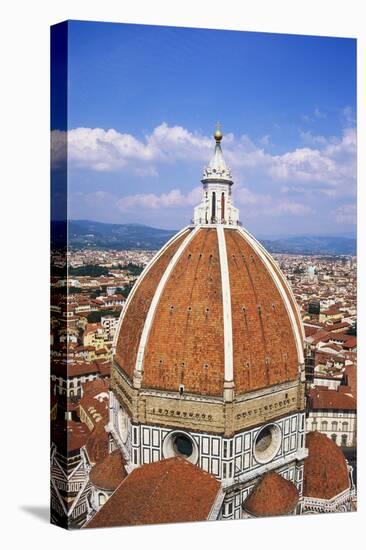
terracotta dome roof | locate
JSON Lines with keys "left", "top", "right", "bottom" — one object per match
{"left": 85, "top": 422, "right": 109, "bottom": 464}
{"left": 114, "top": 225, "right": 304, "bottom": 397}
{"left": 243, "top": 472, "right": 299, "bottom": 517}
{"left": 89, "top": 449, "right": 127, "bottom": 491}
{"left": 303, "top": 431, "right": 349, "bottom": 499}
{"left": 85, "top": 457, "right": 220, "bottom": 528}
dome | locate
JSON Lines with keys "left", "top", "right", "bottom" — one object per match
{"left": 243, "top": 471, "right": 299, "bottom": 517}
{"left": 114, "top": 224, "right": 304, "bottom": 398}
{"left": 89, "top": 449, "right": 127, "bottom": 491}
{"left": 303, "top": 431, "right": 350, "bottom": 499}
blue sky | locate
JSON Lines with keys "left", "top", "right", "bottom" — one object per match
{"left": 52, "top": 20, "right": 356, "bottom": 236}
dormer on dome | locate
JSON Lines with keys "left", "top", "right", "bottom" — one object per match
{"left": 193, "top": 124, "right": 239, "bottom": 226}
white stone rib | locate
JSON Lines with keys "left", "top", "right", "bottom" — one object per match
{"left": 217, "top": 225, "right": 234, "bottom": 383}
{"left": 112, "top": 226, "right": 191, "bottom": 355}
{"left": 134, "top": 226, "right": 200, "bottom": 375}
{"left": 237, "top": 226, "right": 304, "bottom": 364}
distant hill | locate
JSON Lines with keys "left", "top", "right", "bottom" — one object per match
{"left": 52, "top": 220, "right": 177, "bottom": 250}
{"left": 51, "top": 220, "right": 356, "bottom": 255}
{"left": 260, "top": 235, "right": 356, "bottom": 256}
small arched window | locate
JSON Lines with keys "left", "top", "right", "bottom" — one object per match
{"left": 221, "top": 192, "right": 225, "bottom": 222}
{"left": 211, "top": 192, "right": 216, "bottom": 222}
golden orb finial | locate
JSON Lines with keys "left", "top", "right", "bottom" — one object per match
{"left": 214, "top": 121, "right": 223, "bottom": 142}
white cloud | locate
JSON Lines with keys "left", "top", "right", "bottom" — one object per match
{"left": 53, "top": 122, "right": 356, "bottom": 199}
{"left": 301, "top": 107, "right": 326, "bottom": 123}
{"left": 116, "top": 187, "right": 201, "bottom": 211}
{"left": 72, "top": 184, "right": 311, "bottom": 221}
{"left": 314, "top": 107, "right": 326, "bottom": 119}
{"left": 53, "top": 123, "right": 211, "bottom": 173}
{"left": 300, "top": 130, "right": 328, "bottom": 146}
{"left": 270, "top": 127, "right": 356, "bottom": 196}
{"left": 341, "top": 106, "right": 356, "bottom": 125}
{"left": 259, "top": 134, "right": 271, "bottom": 146}
{"left": 234, "top": 186, "right": 312, "bottom": 218}
{"left": 335, "top": 204, "right": 357, "bottom": 225}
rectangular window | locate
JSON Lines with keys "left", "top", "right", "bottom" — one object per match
{"left": 202, "top": 436, "right": 210, "bottom": 454}
{"left": 211, "top": 458, "right": 219, "bottom": 475}
{"left": 244, "top": 453, "right": 250, "bottom": 469}
{"left": 212, "top": 439, "right": 219, "bottom": 456}
{"left": 152, "top": 429, "right": 159, "bottom": 447}
{"left": 142, "top": 427, "right": 150, "bottom": 445}
{"left": 291, "top": 416, "right": 297, "bottom": 432}
{"left": 223, "top": 441, "right": 227, "bottom": 458}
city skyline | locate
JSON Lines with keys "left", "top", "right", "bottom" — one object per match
{"left": 51, "top": 21, "right": 357, "bottom": 237}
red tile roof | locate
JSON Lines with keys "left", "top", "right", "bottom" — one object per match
{"left": 89, "top": 450, "right": 127, "bottom": 491}
{"left": 305, "top": 326, "right": 319, "bottom": 337}
{"left": 85, "top": 457, "right": 220, "bottom": 528}
{"left": 309, "top": 387, "right": 356, "bottom": 411}
{"left": 327, "top": 322, "right": 351, "bottom": 332}
{"left": 115, "top": 230, "right": 190, "bottom": 381}
{"left": 243, "top": 472, "right": 299, "bottom": 517}
{"left": 303, "top": 431, "right": 349, "bottom": 499}
{"left": 85, "top": 422, "right": 109, "bottom": 464}
{"left": 115, "top": 226, "right": 302, "bottom": 397}
{"left": 343, "top": 364, "right": 357, "bottom": 398}
{"left": 51, "top": 419, "right": 91, "bottom": 455}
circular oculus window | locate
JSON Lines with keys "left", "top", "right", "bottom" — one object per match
{"left": 162, "top": 430, "right": 198, "bottom": 464}
{"left": 253, "top": 424, "right": 282, "bottom": 464}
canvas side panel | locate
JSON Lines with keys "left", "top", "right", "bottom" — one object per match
{"left": 50, "top": 20, "right": 69, "bottom": 530}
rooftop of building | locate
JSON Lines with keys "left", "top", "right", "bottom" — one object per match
{"left": 89, "top": 450, "right": 127, "bottom": 491}
{"left": 303, "top": 431, "right": 350, "bottom": 500}
{"left": 243, "top": 471, "right": 299, "bottom": 517}
{"left": 85, "top": 457, "right": 220, "bottom": 528}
